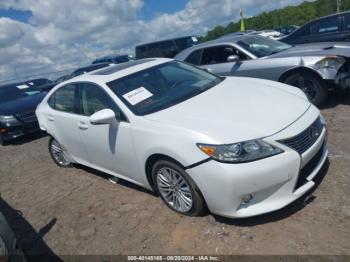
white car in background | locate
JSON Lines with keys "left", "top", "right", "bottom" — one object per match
{"left": 36, "top": 58, "right": 328, "bottom": 218}
{"left": 255, "top": 29, "right": 285, "bottom": 40}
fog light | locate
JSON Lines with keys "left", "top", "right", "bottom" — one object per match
{"left": 241, "top": 193, "right": 254, "bottom": 205}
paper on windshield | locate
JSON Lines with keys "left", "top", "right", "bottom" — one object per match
{"left": 123, "top": 87, "right": 153, "bottom": 105}
{"left": 16, "top": 84, "right": 29, "bottom": 89}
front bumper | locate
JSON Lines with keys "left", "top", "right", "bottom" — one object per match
{"left": 187, "top": 111, "right": 328, "bottom": 218}
{"left": 0, "top": 120, "right": 40, "bottom": 141}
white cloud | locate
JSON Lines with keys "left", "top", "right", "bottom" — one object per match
{"left": 0, "top": 0, "right": 308, "bottom": 82}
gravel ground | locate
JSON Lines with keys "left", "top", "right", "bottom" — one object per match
{"left": 0, "top": 93, "right": 349, "bottom": 258}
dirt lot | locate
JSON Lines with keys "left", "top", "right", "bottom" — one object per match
{"left": 0, "top": 93, "right": 350, "bottom": 258}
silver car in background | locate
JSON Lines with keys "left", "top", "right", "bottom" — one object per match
{"left": 175, "top": 35, "right": 350, "bottom": 106}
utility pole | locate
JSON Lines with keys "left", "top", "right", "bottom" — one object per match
{"left": 337, "top": 0, "right": 341, "bottom": 13}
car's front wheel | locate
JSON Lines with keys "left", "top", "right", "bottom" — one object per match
{"left": 283, "top": 72, "right": 328, "bottom": 106}
{"left": 152, "top": 160, "right": 206, "bottom": 216}
{"left": 49, "top": 137, "right": 73, "bottom": 167}
{"left": 0, "top": 135, "right": 8, "bottom": 146}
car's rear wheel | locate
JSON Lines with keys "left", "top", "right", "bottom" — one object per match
{"left": 152, "top": 160, "right": 206, "bottom": 216}
{"left": 283, "top": 72, "right": 328, "bottom": 106}
{"left": 49, "top": 137, "right": 72, "bottom": 167}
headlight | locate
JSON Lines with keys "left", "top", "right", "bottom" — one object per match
{"left": 0, "top": 115, "right": 20, "bottom": 124}
{"left": 197, "top": 139, "right": 284, "bottom": 163}
{"left": 314, "top": 56, "right": 345, "bottom": 71}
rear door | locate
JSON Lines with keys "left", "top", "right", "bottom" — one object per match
{"left": 342, "top": 13, "right": 350, "bottom": 40}
{"left": 46, "top": 83, "right": 89, "bottom": 164}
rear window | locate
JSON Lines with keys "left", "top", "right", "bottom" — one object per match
{"left": 48, "top": 84, "right": 76, "bottom": 113}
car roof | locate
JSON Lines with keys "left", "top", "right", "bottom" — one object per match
{"left": 65, "top": 58, "right": 172, "bottom": 84}
{"left": 310, "top": 11, "right": 350, "bottom": 23}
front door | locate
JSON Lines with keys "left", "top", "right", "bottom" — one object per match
{"left": 198, "top": 45, "right": 250, "bottom": 76}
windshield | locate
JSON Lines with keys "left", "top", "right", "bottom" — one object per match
{"left": 237, "top": 35, "right": 291, "bottom": 57}
{"left": 107, "top": 61, "right": 222, "bottom": 115}
{"left": 0, "top": 84, "right": 42, "bottom": 104}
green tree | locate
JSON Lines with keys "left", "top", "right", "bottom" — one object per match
{"left": 201, "top": 0, "right": 350, "bottom": 42}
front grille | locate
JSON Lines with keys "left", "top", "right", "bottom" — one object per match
{"left": 16, "top": 111, "right": 37, "bottom": 123}
{"left": 295, "top": 143, "right": 325, "bottom": 189}
{"left": 279, "top": 117, "right": 323, "bottom": 155}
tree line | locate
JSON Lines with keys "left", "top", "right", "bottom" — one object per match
{"left": 200, "top": 0, "right": 350, "bottom": 42}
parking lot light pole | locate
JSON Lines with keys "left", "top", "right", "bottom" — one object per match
{"left": 337, "top": 0, "right": 341, "bottom": 13}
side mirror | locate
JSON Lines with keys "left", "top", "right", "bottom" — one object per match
{"left": 90, "top": 109, "right": 116, "bottom": 125}
{"left": 227, "top": 55, "right": 240, "bottom": 62}
{"left": 203, "top": 67, "right": 213, "bottom": 73}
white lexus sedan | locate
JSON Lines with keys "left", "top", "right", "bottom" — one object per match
{"left": 36, "top": 58, "right": 328, "bottom": 218}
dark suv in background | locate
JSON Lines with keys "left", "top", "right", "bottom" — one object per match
{"left": 92, "top": 54, "right": 133, "bottom": 64}
{"left": 0, "top": 83, "right": 47, "bottom": 145}
{"left": 135, "top": 36, "right": 199, "bottom": 59}
{"left": 282, "top": 11, "right": 350, "bottom": 44}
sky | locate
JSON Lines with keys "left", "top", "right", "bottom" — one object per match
{"left": 0, "top": 0, "right": 310, "bottom": 82}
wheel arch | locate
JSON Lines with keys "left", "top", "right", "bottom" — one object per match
{"left": 144, "top": 153, "right": 186, "bottom": 190}
{"left": 278, "top": 67, "right": 324, "bottom": 83}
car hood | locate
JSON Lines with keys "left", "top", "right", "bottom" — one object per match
{"left": 144, "top": 77, "right": 311, "bottom": 144}
{"left": 269, "top": 42, "right": 350, "bottom": 58}
{"left": 0, "top": 92, "right": 47, "bottom": 116}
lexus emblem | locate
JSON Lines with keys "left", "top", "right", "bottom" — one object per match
{"left": 310, "top": 126, "right": 319, "bottom": 139}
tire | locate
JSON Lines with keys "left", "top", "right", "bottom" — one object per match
{"left": 283, "top": 72, "right": 328, "bottom": 106}
{"left": 152, "top": 160, "right": 206, "bottom": 216}
{"left": 48, "top": 137, "right": 73, "bottom": 168}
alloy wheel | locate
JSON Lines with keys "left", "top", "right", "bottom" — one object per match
{"left": 50, "top": 139, "right": 71, "bottom": 166}
{"left": 287, "top": 75, "right": 318, "bottom": 100}
{"left": 156, "top": 167, "right": 193, "bottom": 213}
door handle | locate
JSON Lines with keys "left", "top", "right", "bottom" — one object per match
{"left": 77, "top": 121, "right": 89, "bottom": 130}
{"left": 48, "top": 115, "right": 54, "bottom": 121}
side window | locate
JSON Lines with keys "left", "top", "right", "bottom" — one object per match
{"left": 345, "top": 14, "right": 350, "bottom": 31}
{"left": 311, "top": 16, "right": 340, "bottom": 34}
{"left": 80, "top": 83, "right": 126, "bottom": 121}
{"left": 48, "top": 84, "right": 77, "bottom": 113}
{"left": 185, "top": 49, "right": 202, "bottom": 65}
{"left": 201, "top": 45, "right": 249, "bottom": 65}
